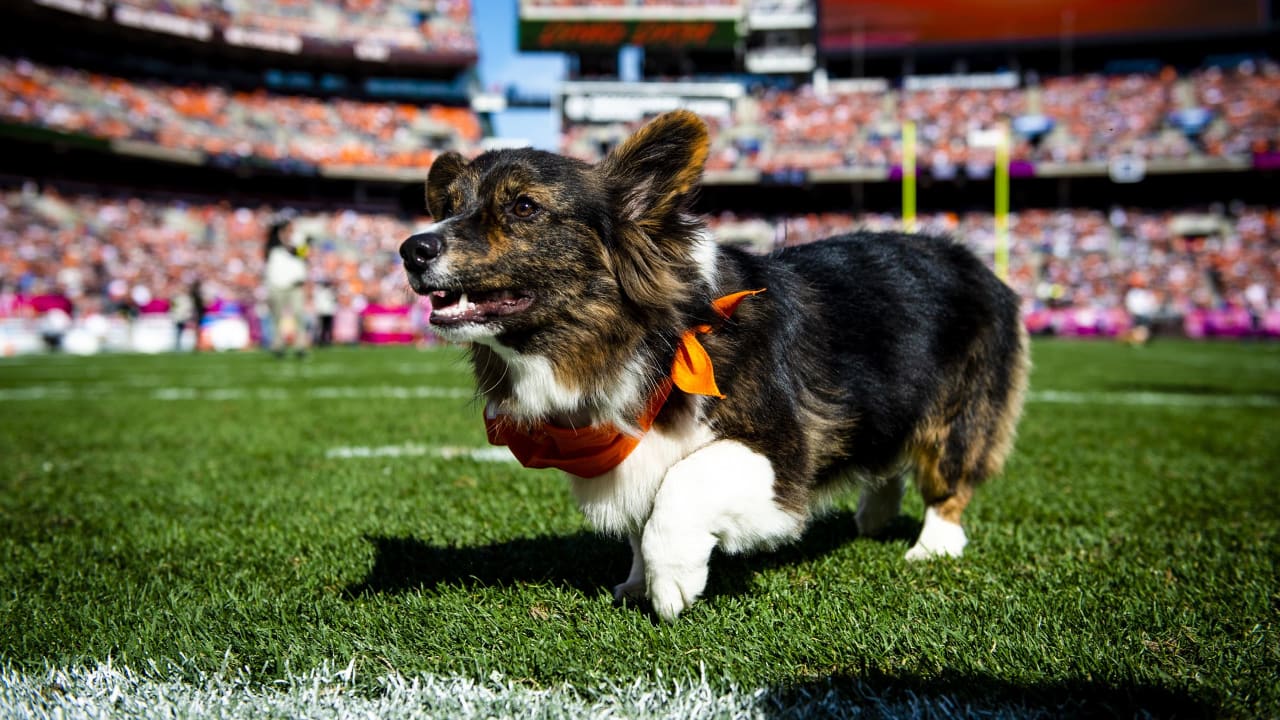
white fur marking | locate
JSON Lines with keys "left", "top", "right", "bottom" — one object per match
{"left": 409, "top": 218, "right": 453, "bottom": 284}
{"left": 641, "top": 440, "right": 803, "bottom": 621}
{"left": 474, "top": 341, "right": 651, "bottom": 429}
{"left": 690, "top": 231, "right": 720, "bottom": 293}
{"left": 425, "top": 253, "right": 452, "bottom": 286}
{"left": 477, "top": 341, "right": 584, "bottom": 420}
{"left": 432, "top": 320, "right": 497, "bottom": 344}
{"left": 570, "top": 412, "right": 714, "bottom": 538}
{"left": 599, "top": 357, "right": 650, "bottom": 433}
{"left": 905, "top": 507, "right": 967, "bottom": 560}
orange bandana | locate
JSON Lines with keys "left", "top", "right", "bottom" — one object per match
{"left": 485, "top": 289, "right": 765, "bottom": 478}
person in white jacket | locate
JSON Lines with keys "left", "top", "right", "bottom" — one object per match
{"left": 264, "top": 211, "right": 310, "bottom": 358}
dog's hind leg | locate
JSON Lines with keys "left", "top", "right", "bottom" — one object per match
{"left": 904, "top": 419, "right": 974, "bottom": 560}
{"left": 641, "top": 440, "right": 804, "bottom": 621}
{"left": 906, "top": 326, "right": 1029, "bottom": 560}
{"left": 905, "top": 474, "right": 972, "bottom": 560}
{"left": 905, "top": 386, "right": 1024, "bottom": 559}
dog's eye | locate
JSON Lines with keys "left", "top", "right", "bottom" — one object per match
{"left": 509, "top": 197, "right": 541, "bottom": 220}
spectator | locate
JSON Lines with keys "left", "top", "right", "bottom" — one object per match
{"left": 263, "top": 211, "right": 310, "bottom": 358}
{"left": 168, "top": 285, "right": 194, "bottom": 351}
{"left": 313, "top": 279, "right": 337, "bottom": 348}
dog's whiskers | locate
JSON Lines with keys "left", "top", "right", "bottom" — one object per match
{"left": 475, "top": 347, "right": 509, "bottom": 401}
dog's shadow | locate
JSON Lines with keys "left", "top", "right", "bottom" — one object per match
{"left": 344, "top": 511, "right": 921, "bottom": 600}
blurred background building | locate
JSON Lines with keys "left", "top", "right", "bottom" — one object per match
{"left": 0, "top": 0, "right": 1277, "bottom": 354}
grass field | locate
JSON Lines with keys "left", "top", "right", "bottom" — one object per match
{"left": 2, "top": 340, "right": 1278, "bottom": 718}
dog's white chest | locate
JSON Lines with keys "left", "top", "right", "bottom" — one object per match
{"left": 569, "top": 418, "right": 714, "bottom": 537}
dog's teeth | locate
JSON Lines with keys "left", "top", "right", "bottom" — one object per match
{"left": 458, "top": 292, "right": 469, "bottom": 308}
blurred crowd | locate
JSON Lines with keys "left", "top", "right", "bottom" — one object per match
{"left": 522, "top": 0, "right": 738, "bottom": 7}
{"left": 2, "top": 186, "right": 1275, "bottom": 340}
{"left": 3, "top": 54, "right": 1275, "bottom": 176}
{"left": 564, "top": 60, "right": 1280, "bottom": 172}
{"left": 0, "top": 185, "right": 427, "bottom": 334}
{"left": 710, "top": 206, "right": 1279, "bottom": 323}
{"left": 117, "top": 0, "right": 476, "bottom": 53}
{"left": 0, "top": 57, "right": 481, "bottom": 171}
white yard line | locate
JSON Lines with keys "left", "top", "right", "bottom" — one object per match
{"left": 325, "top": 444, "right": 514, "bottom": 463}
{"left": 1027, "top": 389, "right": 1280, "bottom": 408}
{"left": 0, "top": 385, "right": 474, "bottom": 401}
{"left": 0, "top": 660, "right": 1051, "bottom": 720}
{"left": 149, "top": 385, "right": 473, "bottom": 401}
{"left": 306, "top": 386, "right": 472, "bottom": 400}
{"left": 151, "top": 386, "right": 474, "bottom": 401}
{"left": 0, "top": 385, "right": 78, "bottom": 400}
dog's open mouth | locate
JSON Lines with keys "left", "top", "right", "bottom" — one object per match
{"left": 429, "top": 289, "right": 534, "bottom": 326}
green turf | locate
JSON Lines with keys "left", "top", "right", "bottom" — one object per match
{"left": 1, "top": 340, "right": 1278, "bottom": 717}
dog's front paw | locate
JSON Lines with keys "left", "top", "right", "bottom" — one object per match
{"left": 646, "top": 564, "right": 709, "bottom": 622}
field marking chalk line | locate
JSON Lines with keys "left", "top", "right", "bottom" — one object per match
{"left": 326, "top": 443, "right": 515, "bottom": 463}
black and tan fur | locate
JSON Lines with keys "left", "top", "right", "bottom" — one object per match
{"left": 400, "top": 110, "right": 1029, "bottom": 620}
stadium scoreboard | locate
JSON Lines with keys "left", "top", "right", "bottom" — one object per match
{"left": 517, "top": 0, "right": 743, "bottom": 51}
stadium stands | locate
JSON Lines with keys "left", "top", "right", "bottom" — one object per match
{"left": 2, "top": 186, "right": 1276, "bottom": 353}
{"left": 561, "top": 61, "right": 1280, "bottom": 171}
{"left": 58, "top": 0, "right": 476, "bottom": 54}
{"left": 522, "top": 0, "right": 738, "bottom": 7}
{"left": 3, "top": 54, "right": 1273, "bottom": 178}
{"left": 0, "top": 57, "right": 482, "bottom": 174}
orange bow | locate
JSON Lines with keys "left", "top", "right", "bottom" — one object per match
{"left": 671, "top": 288, "right": 765, "bottom": 399}
{"left": 485, "top": 288, "right": 765, "bottom": 477}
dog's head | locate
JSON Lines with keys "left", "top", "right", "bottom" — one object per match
{"left": 400, "top": 111, "right": 716, "bottom": 354}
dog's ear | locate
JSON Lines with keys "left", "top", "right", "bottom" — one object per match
{"left": 426, "top": 151, "right": 467, "bottom": 219}
{"left": 596, "top": 112, "right": 709, "bottom": 312}
{"left": 597, "top": 110, "right": 709, "bottom": 224}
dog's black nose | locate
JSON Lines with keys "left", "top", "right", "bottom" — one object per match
{"left": 400, "top": 232, "right": 443, "bottom": 273}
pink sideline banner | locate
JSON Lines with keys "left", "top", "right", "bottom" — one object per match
{"left": 333, "top": 308, "right": 361, "bottom": 345}
{"left": 360, "top": 304, "right": 414, "bottom": 344}
{"left": 1264, "top": 310, "right": 1280, "bottom": 337}
{"left": 1025, "top": 307, "right": 1280, "bottom": 338}
{"left": 1024, "top": 307, "right": 1132, "bottom": 338}
{"left": 1183, "top": 307, "right": 1271, "bottom": 339}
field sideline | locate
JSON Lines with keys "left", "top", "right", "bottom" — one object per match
{"left": 2, "top": 340, "right": 1278, "bottom": 718}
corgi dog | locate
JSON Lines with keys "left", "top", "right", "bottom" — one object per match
{"left": 400, "top": 111, "right": 1029, "bottom": 621}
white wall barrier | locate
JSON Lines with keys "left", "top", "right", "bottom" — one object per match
{"left": 0, "top": 313, "right": 253, "bottom": 356}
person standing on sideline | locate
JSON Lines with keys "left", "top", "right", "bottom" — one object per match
{"left": 189, "top": 279, "right": 206, "bottom": 351}
{"left": 169, "top": 285, "right": 193, "bottom": 352}
{"left": 1123, "top": 274, "right": 1158, "bottom": 346}
{"left": 168, "top": 277, "right": 206, "bottom": 352}
{"left": 313, "top": 278, "right": 337, "bottom": 348}
{"left": 263, "top": 210, "right": 310, "bottom": 358}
